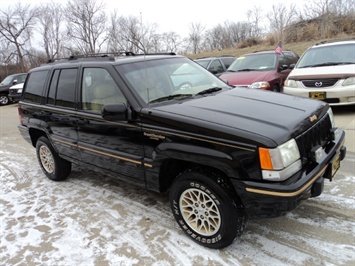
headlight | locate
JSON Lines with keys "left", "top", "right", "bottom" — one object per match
{"left": 343, "top": 77, "right": 355, "bottom": 86}
{"left": 284, "top": 79, "right": 297, "bottom": 88}
{"left": 327, "top": 108, "right": 335, "bottom": 127}
{"left": 249, "top": 81, "right": 270, "bottom": 89}
{"left": 259, "top": 139, "right": 301, "bottom": 181}
{"left": 17, "top": 88, "right": 23, "bottom": 93}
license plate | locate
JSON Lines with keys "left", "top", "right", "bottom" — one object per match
{"left": 309, "top": 91, "right": 326, "bottom": 100}
{"left": 331, "top": 153, "right": 341, "bottom": 177}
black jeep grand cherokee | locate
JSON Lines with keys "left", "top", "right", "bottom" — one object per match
{"left": 18, "top": 53, "right": 346, "bottom": 249}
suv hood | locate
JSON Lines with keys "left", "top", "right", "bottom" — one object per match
{"left": 149, "top": 88, "right": 326, "bottom": 147}
{"left": 219, "top": 70, "right": 275, "bottom": 86}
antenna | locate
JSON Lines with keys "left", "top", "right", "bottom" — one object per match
{"left": 141, "top": 11, "right": 150, "bottom": 107}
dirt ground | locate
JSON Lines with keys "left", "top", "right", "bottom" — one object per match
{"left": 1, "top": 104, "right": 354, "bottom": 266}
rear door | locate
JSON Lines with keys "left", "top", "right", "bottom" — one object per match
{"left": 40, "top": 67, "right": 81, "bottom": 160}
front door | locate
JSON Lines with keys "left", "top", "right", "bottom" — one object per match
{"left": 76, "top": 67, "right": 146, "bottom": 186}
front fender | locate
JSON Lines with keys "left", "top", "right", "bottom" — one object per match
{"left": 154, "top": 142, "right": 242, "bottom": 178}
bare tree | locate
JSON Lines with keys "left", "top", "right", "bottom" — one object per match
{"left": 65, "top": 0, "right": 107, "bottom": 54}
{"left": 0, "top": 3, "right": 38, "bottom": 72}
{"left": 188, "top": 22, "right": 205, "bottom": 54}
{"left": 107, "top": 12, "right": 160, "bottom": 54}
{"left": 267, "top": 3, "right": 297, "bottom": 42}
{"left": 246, "top": 6, "right": 264, "bottom": 38}
{"left": 37, "top": 1, "right": 65, "bottom": 60}
{"left": 160, "top": 31, "right": 183, "bottom": 53}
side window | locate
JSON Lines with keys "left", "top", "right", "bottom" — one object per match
{"left": 56, "top": 69, "right": 77, "bottom": 108}
{"left": 209, "top": 60, "right": 224, "bottom": 73}
{"left": 81, "top": 68, "right": 127, "bottom": 113}
{"left": 47, "top": 70, "right": 60, "bottom": 105}
{"left": 279, "top": 55, "right": 286, "bottom": 67}
{"left": 23, "top": 70, "right": 49, "bottom": 103}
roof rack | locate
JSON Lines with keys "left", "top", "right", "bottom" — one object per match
{"left": 46, "top": 51, "right": 176, "bottom": 64}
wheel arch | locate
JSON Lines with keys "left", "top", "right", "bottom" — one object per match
{"left": 29, "top": 128, "right": 48, "bottom": 147}
{"left": 155, "top": 143, "right": 241, "bottom": 193}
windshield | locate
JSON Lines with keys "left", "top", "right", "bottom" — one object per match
{"left": 116, "top": 57, "right": 228, "bottom": 104}
{"left": 0, "top": 75, "right": 14, "bottom": 85}
{"left": 227, "top": 53, "right": 277, "bottom": 71}
{"left": 296, "top": 43, "right": 355, "bottom": 68}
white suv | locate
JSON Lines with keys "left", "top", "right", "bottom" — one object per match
{"left": 283, "top": 39, "right": 355, "bottom": 106}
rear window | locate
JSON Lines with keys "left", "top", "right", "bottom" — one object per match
{"left": 23, "top": 71, "right": 49, "bottom": 103}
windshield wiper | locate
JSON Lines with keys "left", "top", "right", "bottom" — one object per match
{"left": 196, "top": 87, "right": 222, "bottom": 95}
{"left": 236, "top": 68, "right": 256, "bottom": 72}
{"left": 149, "top": 94, "right": 192, "bottom": 104}
{"left": 299, "top": 62, "right": 344, "bottom": 68}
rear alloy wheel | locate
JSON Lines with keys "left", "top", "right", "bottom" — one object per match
{"left": 36, "top": 137, "right": 72, "bottom": 181}
{"left": 170, "top": 169, "right": 247, "bottom": 249}
{"left": 0, "top": 95, "right": 9, "bottom": 105}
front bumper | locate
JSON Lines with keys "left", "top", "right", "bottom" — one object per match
{"left": 232, "top": 129, "right": 346, "bottom": 219}
{"left": 8, "top": 93, "right": 21, "bottom": 103}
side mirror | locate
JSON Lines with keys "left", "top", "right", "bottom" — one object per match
{"left": 289, "top": 64, "right": 296, "bottom": 70}
{"left": 12, "top": 79, "right": 18, "bottom": 85}
{"left": 102, "top": 103, "right": 127, "bottom": 121}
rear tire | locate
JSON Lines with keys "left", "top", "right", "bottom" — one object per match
{"left": 36, "top": 137, "right": 71, "bottom": 181}
{"left": 169, "top": 169, "right": 247, "bottom": 249}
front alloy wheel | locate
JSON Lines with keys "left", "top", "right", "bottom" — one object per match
{"left": 0, "top": 95, "right": 9, "bottom": 105}
{"left": 170, "top": 169, "right": 247, "bottom": 249}
{"left": 179, "top": 188, "right": 221, "bottom": 236}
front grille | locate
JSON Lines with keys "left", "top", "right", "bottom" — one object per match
{"left": 301, "top": 78, "right": 339, "bottom": 88}
{"left": 9, "top": 89, "right": 17, "bottom": 94}
{"left": 295, "top": 114, "right": 332, "bottom": 161}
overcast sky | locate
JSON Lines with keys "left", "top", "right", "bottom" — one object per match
{"left": 1, "top": 0, "right": 307, "bottom": 37}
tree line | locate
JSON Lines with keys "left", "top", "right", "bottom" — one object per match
{"left": 0, "top": 0, "right": 354, "bottom": 78}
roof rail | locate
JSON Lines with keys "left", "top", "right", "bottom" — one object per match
{"left": 46, "top": 51, "right": 176, "bottom": 64}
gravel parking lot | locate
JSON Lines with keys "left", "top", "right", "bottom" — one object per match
{"left": 1, "top": 104, "right": 354, "bottom": 266}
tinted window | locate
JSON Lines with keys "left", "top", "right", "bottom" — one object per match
{"left": 209, "top": 59, "right": 224, "bottom": 73}
{"left": 47, "top": 70, "right": 60, "bottom": 105}
{"left": 56, "top": 69, "right": 77, "bottom": 108}
{"left": 15, "top": 74, "right": 27, "bottom": 83}
{"left": 23, "top": 71, "right": 49, "bottom": 103}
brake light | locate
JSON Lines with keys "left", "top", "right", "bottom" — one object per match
{"left": 18, "top": 106, "right": 23, "bottom": 124}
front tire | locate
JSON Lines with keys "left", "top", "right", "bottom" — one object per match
{"left": 36, "top": 137, "right": 71, "bottom": 181}
{"left": 169, "top": 169, "right": 247, "bottom": 249}
{"left": 0, "top": 95, "right": 9, "bottom": 105}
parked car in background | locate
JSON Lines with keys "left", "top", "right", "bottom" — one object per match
{"left": 0, "top": 73, "right": 27, "bottom": 105}
{"left": 219, "top": 50, "right": 299, "bottom": 92}
{"left": 283, "top": 39, "right": 355, "bottom": 106}
{"left": 8, "top": 83, "right": 24, "bottom": 103}
{"left": 195, "top": 56, "right": 236, "bottom": 75}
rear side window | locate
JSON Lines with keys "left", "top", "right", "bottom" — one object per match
{"left": 47, "top": 68, "right": 78, "bottom": 108}
{"left": 23, "top": 71, "right": 49, "bottom": 103}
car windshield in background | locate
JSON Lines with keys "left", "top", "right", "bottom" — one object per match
{"left": 116, "top": 57, "right": 228, "bottom": 104}
{"left": 0, "top": 76, "right": 14, "bottom": 86}
{"left": 227, "top": 54, "right": 277, "bottom": 72}
{"left": 297, "top": 43, "right": 355, "bottom": 68}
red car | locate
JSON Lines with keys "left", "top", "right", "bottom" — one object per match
{"left": 219, "top": 50, "right": 299, "bottom": 92}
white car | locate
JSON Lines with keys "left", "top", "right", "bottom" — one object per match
{"left": 283, "top": 39, "right": 355, "bottom": 106}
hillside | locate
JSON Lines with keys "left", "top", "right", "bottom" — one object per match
{"left": 187, "top": 34, "right": 355, "bottom": 60}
